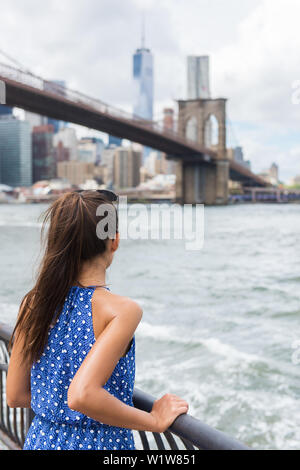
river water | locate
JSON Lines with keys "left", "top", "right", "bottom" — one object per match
{"left": 0, "top": 202, "right": 299, "bottom": 450}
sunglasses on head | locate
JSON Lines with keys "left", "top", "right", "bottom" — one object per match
{"left": 75, "top": 189, "right": 118, "bottom": 203}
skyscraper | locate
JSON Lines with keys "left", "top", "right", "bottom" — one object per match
{"left": 0, "top": 105, "right": 13, "bottom": 116}
{"left": 78, "top": 137, "right": 104, "bottom": 164}
{"left": 187, "top": 56, "right": 210, "bottom": 100}
{"left": 133, "top": 30, "right": 153, "bottom": 120}
{"left": 53, "top": 128, "right": 78, "bottom": 161}
{"left": 32, "top": 124, "right": 56, "bottom": 182}
{"left": 57, "top": 161, "right": 94, "bottom": 186}
{"left": 108, "top": 135, "right": 122, "bottom": 147}
{"left": 113, "top": 147, "right": 142, "bottom": 189}
{"left": 133, "top": 24, "right": 154, "bottom": 161}
{"left": 0, "top": 117, "right": 32, "bottom": 187}
{"left": 53, "top": 141, "right": 70, "bottom": 164}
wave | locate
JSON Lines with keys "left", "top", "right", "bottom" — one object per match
{"left": 136, "top": 321, "right": 259, "bottom": 363}
{"left": 136, "top": 321, "right": 300, "bottom": 380}
{"left": 0, "top": 302, "right": 19, "bottom": 326}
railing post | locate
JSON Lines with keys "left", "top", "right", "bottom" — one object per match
{"left": 0, "top": 80, "right": 6, "bottom": 104}
{"left": 25, "top": 408, "right": 35, "bottom": 434}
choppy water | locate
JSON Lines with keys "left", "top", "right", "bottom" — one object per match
{"left": 0, "top": 202, "right": 299, "bottom": 450}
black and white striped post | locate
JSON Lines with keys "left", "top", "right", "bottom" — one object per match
{"left": 0, "top": 80, "right": 6, "bottom": 105}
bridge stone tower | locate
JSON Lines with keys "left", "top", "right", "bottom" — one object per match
{"left": 174, "top": 98, "right": 229, "bottom": 205}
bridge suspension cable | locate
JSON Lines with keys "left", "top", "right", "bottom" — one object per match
{"left": 0, "top": 48, "right": 32, "bottom": 75}
{"left": 226, "top": 114, "right": 240, "bottom": 149}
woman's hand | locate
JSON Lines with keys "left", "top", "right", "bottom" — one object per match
{"left": 150, "top": 393, "right": 189, "bottom": 433}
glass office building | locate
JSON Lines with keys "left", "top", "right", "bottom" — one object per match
{"left": 133, "top": 48, "right": 153, "bottom": 120}
{"left": 133, "top": 44, "right": 154, "bottom": 160}
{"left": 0, "top": 105, "right": 13, "bottom": 116}
{"left": 0, "top": 118, "right": 32, "bottom": 187}
{"left": 108, "top": 135, "right": 122, "bottom": 147}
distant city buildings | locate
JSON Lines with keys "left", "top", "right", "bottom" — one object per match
{"left": 288, "top": 175, "right": 300, "bottom": 187}
{"left": 0, "top": 117, "right": 32, "bottom": 187}
{"left": 269, "top": 163, "right": 279, "bottom": 184}
{"left": 78, "top": 137, "right": 104, "bottom": 164}
{"left": 233, "top": 146, "right": 243, "bottom": 164}
{"left": 113, "top": 147, "right": 142, "bottom": 189}
{"left": 32, "top": 124, "right": 56, "bottom": 183}
{"left": 139, "top": 173, "right": 175, "bottom": 191}
{"left": 53, "top": 128, "right": 78, "bottom": 161}
{"left": 144, "top": 150, "right": 175, "bottom": 177}
{"left": 57, "top": 161, "right": 95, "bottom": 186}
{"left": 0, "top": 41, "right": 174, "bottom": 196}
{"left": 108, "top": 135, "right": 122, "bottom": 147}
{"left": 144, "top": 151, "right": 163, "bottom": 176}
{"left": 227, "top": 146, "right": 251, "bottom": 170}
{"left": 92, "top": 164, "right": 110, "bottom": 187}
{"left": 259, "top": 163, "right": 279, "bottom": 186}
{"left": 101, "top": 145, "right": 117, "bottom": 187}
{"left": 0, "top": 107, "right": 177, "bottom": 197}
{"left": 53, "top": 141, "right": 70, "bottom": 164}
{"left": 187, "top": 56, "right": 211, "bottom": 100}
{"left": 0, "top": 104, "right": 13, "bottom": 117}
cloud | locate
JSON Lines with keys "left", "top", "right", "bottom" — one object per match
{"left": 0, "top": 0, "right": 259, "bottom": 108}
{"left": 211, "top": 0, "right": 300, "bottom": 179}
{"left": 214, "top": 0, "right": 300, "bottom": 123}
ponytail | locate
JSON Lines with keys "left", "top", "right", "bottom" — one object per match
{"left": 10, "top": 191, "right": 116, "bottom": 365}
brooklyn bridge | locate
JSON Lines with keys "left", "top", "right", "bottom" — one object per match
{"left": 0, "top": 62, "right": 268, "bottom": 204}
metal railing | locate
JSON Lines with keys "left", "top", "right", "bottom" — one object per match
{"left": 0, "top": 323, "right": 35, "bottom": 449}
{"left": 0, "top": 322, "right": 249, "bottom": 450}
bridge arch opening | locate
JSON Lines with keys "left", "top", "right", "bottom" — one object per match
{"left": 185, "top": 116, "right": 198, "bottom": 143}
{"left": 204, "top": 114, "right": 219, "bottom": 148}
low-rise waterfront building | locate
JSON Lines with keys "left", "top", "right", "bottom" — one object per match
{"left": 57, "top": 160, "right": 95, "bottom": 186}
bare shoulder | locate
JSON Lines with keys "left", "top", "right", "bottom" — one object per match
{"left": 92, "top": 288, "right": 143, "bottom": 327}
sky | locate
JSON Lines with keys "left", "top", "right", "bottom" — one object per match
{"left": 0, "top": 0, "right": 300, "bottom": 182}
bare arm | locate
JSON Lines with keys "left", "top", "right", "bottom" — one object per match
{"left": 6, "top": 328, "right": 31, "bottom": 408}
{"left": 68, "top": 300, "right": 188, "bottom": 432}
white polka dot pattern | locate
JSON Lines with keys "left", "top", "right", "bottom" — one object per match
{"left": 23, "top": 286, "right": 136, "bottom": 450}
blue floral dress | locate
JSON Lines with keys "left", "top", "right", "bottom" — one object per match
{"left": 23, "top": 286, "right": 136, "bottom": 450}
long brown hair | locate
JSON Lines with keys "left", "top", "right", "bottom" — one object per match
{"left": 10, "top": 190, "right": 118, "bottom": 365}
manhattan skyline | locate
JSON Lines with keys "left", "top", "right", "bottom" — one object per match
{"left": 0, "top": 0, "right": 299, "bottom": 181}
